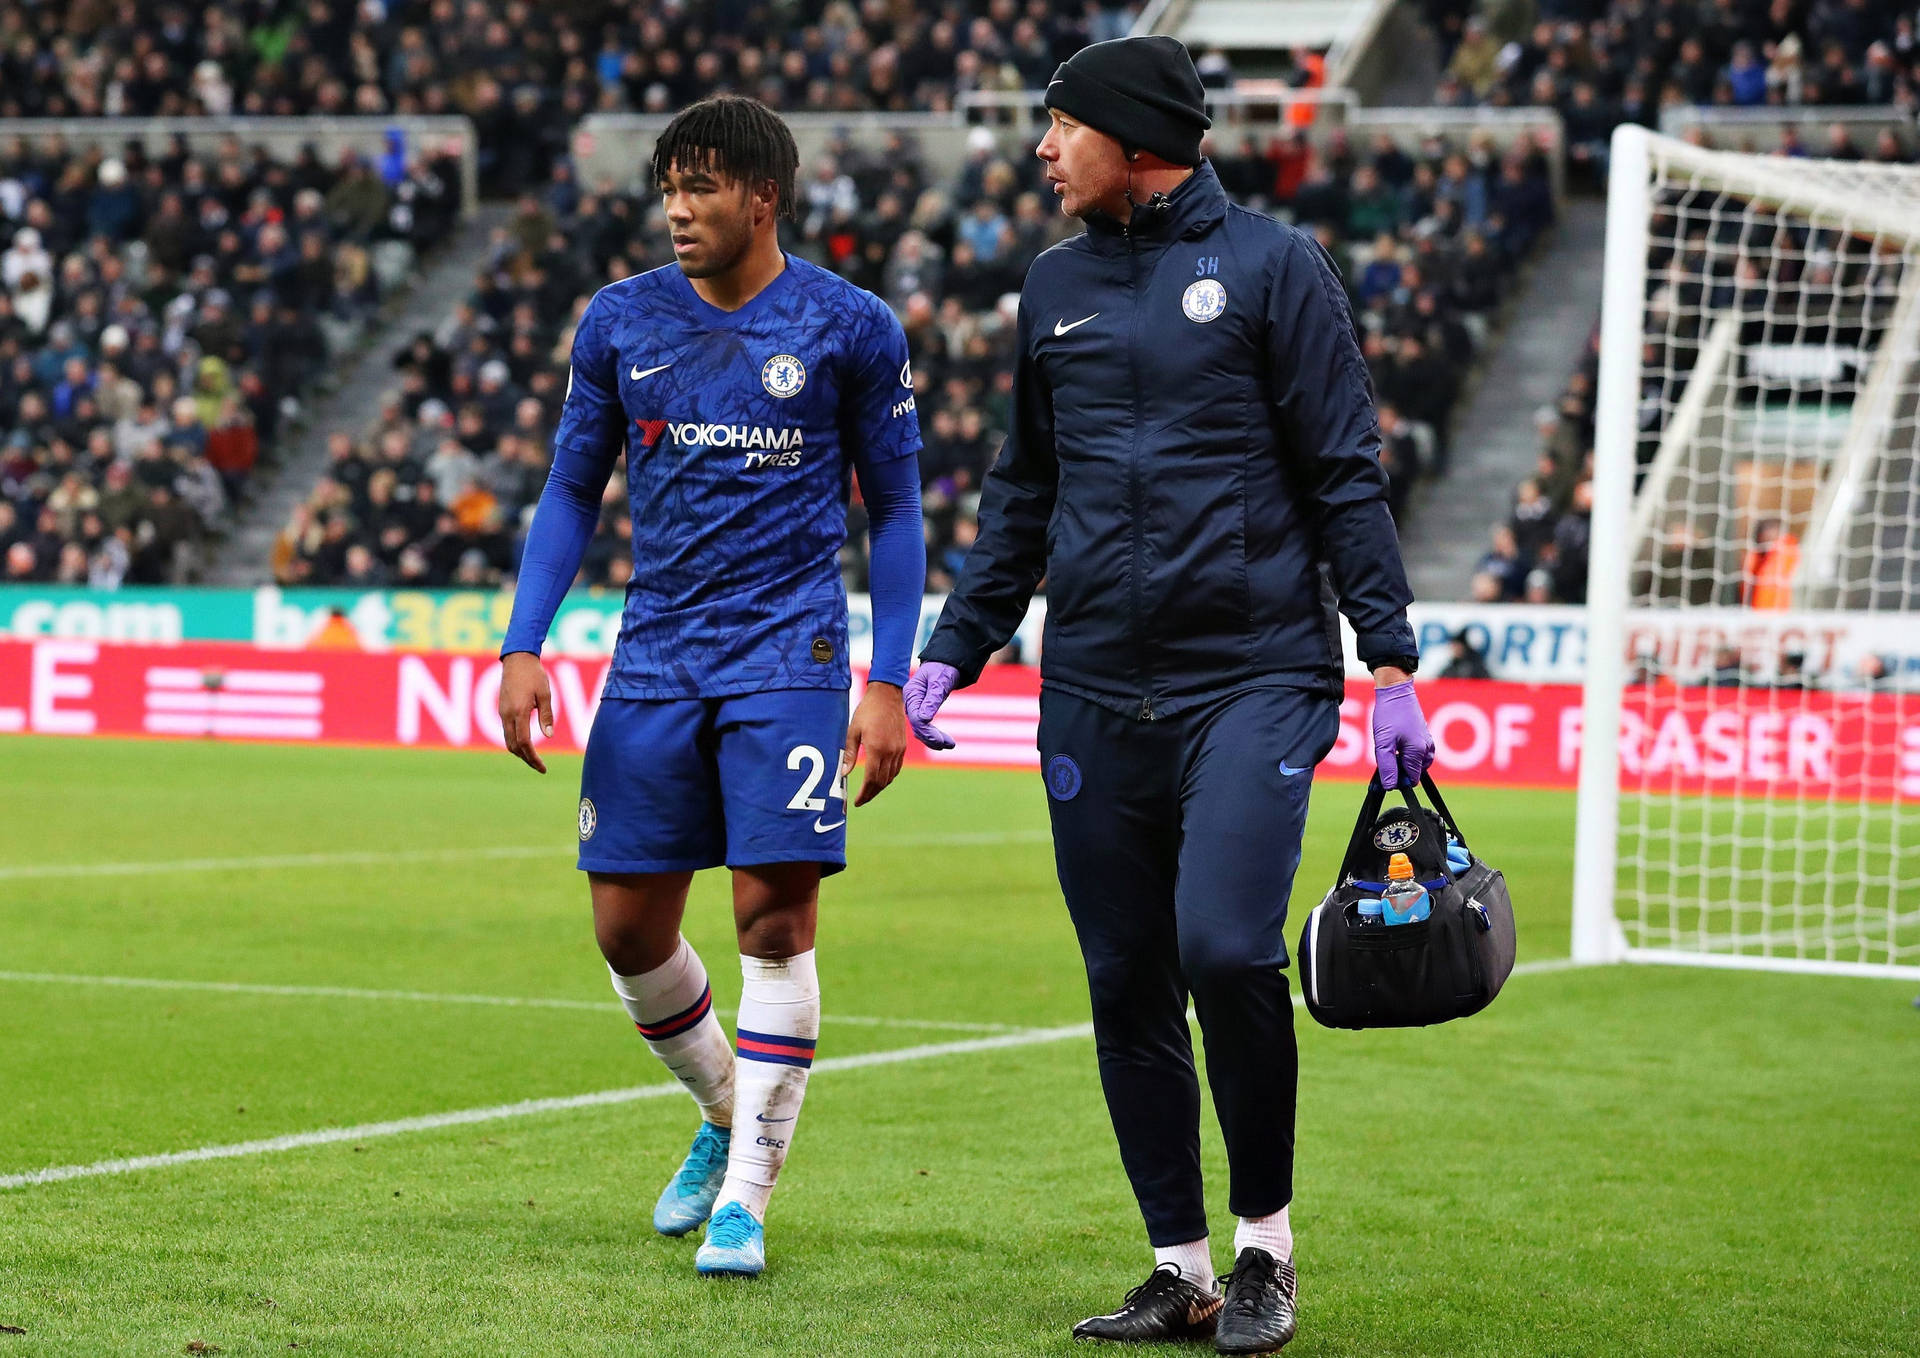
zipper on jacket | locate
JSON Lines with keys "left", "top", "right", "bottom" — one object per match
{"left": 1123, "top": 220, "right": 1151, "bottom": 723}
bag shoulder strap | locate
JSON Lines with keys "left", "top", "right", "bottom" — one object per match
{"left": 1418, "top": 773, "right": 1471, "bottom": 854}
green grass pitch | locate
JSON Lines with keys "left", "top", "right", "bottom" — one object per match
{"left": 0, "top": 736, "right": 1915, "bottom": 1356}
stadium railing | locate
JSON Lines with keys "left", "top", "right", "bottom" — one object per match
{"left": 1658, "top": 106, "right": 1920, "bottom": 156}
{"left": 572, "top": 96, "right": 1562, "bottom": 206}
{"left": 0, "top": 117, "right": 480, "bottom": 215}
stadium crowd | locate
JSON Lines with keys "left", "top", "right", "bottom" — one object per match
{"left": 1447, "top": 0, "right": 1920, "bottom": 605}
{"left": 1480, "top": 135, "right": 1915, "bottom": 609}
{"left": 1, "top": 1, "right": 1140, "bottom": 195}
{"left": 1437, "top": 0, "right": 1920, "bottom": 186}
{"left": 0, "top": 131, "right": 461, "bottom": 584}
{"left": 274, "top": 119, "right": 1556, "bottom": 590}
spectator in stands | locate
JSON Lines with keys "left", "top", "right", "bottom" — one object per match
{"left": 1562, "top": 83, "right": 1614, "bottom": 187}
{"left": 1376, "top": 403, "right": 1420, "bottom": 521}
{"left": 1448, "top": 17, "right": 1502, "bottom": 100}
{"left": 1506, "top": 473, "right": 1549, "bottom": 547}
{"left": 1551, "top": 481, "right": 1593, "bottom": 604}
{"left": 1853, "top": 653, "right": 1892, "bottom": 688}
{"left": 1475, "top": 524, "right": 1526, "bottom": 601}
{"left": 1436, "top": 628, "right": 1494, "bottom": 680}
{"left": 1, "top": 132, "right": 462, "bottom": 583}
{"left": 1743, "top": 518, "right": 1800, "bottom": 609}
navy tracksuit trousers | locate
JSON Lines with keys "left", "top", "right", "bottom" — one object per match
{"left": 1037, "top": 683, "right": 1339, "bottom": 1247}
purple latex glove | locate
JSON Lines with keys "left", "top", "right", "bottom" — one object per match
{"left": 1372, "top": 679, "right": 1435, "bottom": 790}
{"left": 903, "top": 662, "right": 960, "bottom": 750}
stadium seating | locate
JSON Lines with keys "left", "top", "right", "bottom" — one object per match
{"left": 1447, "top": 0, "right": 1920, "bottom": 605}
{"left": 0, "top": 131, "right": 462, "bottom": 584}
{"left": 275, "top": 118, "right": 1553, "bottom": 590}
{"left": 1437, "top": 0, "right": 1918, "bottom": 161}
{"left": 0, "top": 1, "right": 1140, "bottom": 194}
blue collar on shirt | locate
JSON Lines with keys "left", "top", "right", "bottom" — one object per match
{"left": 670, "top": 250, "right": 799, "bottom": 326}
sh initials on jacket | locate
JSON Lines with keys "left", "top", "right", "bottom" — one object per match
{"left": 1053, "top": 313, "right": 1098, "bottom": 337}
{"left": 629, "top": 363, "right": 673, "bottom": 381}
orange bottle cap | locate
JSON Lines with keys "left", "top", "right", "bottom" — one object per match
{"left": 1387, "top": 852, "right": 1414, "bottom": 882}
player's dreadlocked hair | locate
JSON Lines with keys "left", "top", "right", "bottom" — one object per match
{"left": 649, "top": 95, "right": 800, "bottom": 222}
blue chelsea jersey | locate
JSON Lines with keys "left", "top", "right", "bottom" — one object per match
{"left": 552, "top": 255, "right": 922, "bottom": 698}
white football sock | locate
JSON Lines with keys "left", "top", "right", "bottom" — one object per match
{"left": 714, "top": 950, "right": 819, "bottom": 1223}
{"left": 1234, "top": 1206, "right": 1293, "bottom": 1262}
{"left": 1154, "top": 1238, "right": 1216, "bottom": 1289}
{"left": 608, "top": 937, "right": 734, "bottom": 1128}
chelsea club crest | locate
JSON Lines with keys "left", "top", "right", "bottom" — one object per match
{"left": 1372, "top": 821, "right": 1419, "bottom": 851}
{"left": 762, "top": 354, "right": 807, "bottom": 398}
{"left": 1182, "top": 278, "right": 1227, "bottom": 324}
{"left": 578, "top": 797, "right": 598, "bottom": 841}
{"left": 1175, "top": 278, "right": 1221, "bottom": 324}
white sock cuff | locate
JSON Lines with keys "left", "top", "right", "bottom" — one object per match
{"left": 739, "top": 949, "right": 818, "bottom": 1000}
{"left": 1233, "top": 1206, "right": 1293, "bottom": 1262}
{"left": 609, "top": 937, "right": 709, "bottom": 1023}
{"left": 1153, "top": 1238, "right": 1214, "bottom": 1289}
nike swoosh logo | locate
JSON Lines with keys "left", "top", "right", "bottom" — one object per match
{"left": 1279, "top": 761, "right": 1309, "bottom": 777}
{"left": 629, "top": 363, "right": 672, "bottom": 381}
{"left": 755, "top": 1113, "right": 796, "bottom": 1124}
{"left": 1054, "top": 313, "right": 1097, "bottom": 336}
{"left": 813, "top": 817, "right": 846, "bottom": 833}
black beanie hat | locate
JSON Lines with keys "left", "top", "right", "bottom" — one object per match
{"left": 1043, "top": 35, "right": 1212, "bottom": 167}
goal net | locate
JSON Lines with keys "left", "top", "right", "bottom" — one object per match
{"left": 1573, "top": 127, "right": 1920, "bottom": 979}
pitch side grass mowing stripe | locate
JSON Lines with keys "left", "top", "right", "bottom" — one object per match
{"left": 0, "top": 1022, "right": 1097, "bottom": 1191}
{"left": 0, "top": 828, "right": 1053, "bottom": 880}
{"left": 0, "top": 955, "right": 1588, "bottom": 1028}
{"left": 0, "top": 959, "right": 1594, "bottom": 1193}
{"left": 0, "top": 971, "right": 1028, "bottom": 1032}
{"left": 0, "top": 957, "right": 1585, "bottom": 1023}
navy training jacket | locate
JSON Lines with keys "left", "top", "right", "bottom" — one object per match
{"left": 921, "top": 160, "right": 1418, "bottom": 718}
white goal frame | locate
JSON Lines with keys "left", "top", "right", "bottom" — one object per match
{"left": 1572, "top": 125, "right": 1920, "bottom": 980}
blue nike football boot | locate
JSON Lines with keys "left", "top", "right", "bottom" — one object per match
{"left": 694, "top": 1202, "right": 766, "bottom": 1277}
{"left": 652, "top": 1122, "right": 730, "bottom": 1237}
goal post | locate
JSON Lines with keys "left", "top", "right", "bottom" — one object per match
{"left": 1572, "top": 124, "right": 1920, "bottom": 980}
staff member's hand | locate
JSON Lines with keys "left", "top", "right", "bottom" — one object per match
{"left": 1371, "top": 668, "right": 1433, "bottom": 790}
{"left": 903, "top": 662, "right": 960, "bottom": 750}
{"left": 499, "top": 651, "right": 554, "bottom": 774}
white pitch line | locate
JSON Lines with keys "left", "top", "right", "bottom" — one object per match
{"left": 0, "top": 844, "right": 559, "bottom": 880}
{"left": 0, "top": 954, "right": 1587, "bottom": 1027}
{"left": 0, "top": 1022, "right": 1095, "bottom": 1190}
{"left": 1269, "top": 955, "right": 1582, "bottom": 1009}
{"left": 0, "top": 828, "right": 1053, "bottom": 882}
{"left": 1507, "top": 956, "right": 1588, "bottom": 977}
{"left": 0, "top": 960, "right": 1596, "bottom": 1191}
{"left": 0, "top": 971, "right": 1023, "bottom": 1033}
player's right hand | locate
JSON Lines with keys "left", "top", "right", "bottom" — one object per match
{"left": 499, "top": 651, "right": 555, "bottom": 774}
{"left": 903, "top": 661, "right": 960, "bottom": 750}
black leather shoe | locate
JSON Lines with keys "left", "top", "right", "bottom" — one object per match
{"left": 1072, "top": 1263, "right": 1222, "bottom": 1343}
{"left": 1214, "top": 1248, "right": 1298, "bottom": 1354}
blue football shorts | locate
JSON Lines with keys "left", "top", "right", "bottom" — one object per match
{"left": 576, "top": 688, "right": 850, "bottom": 876}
